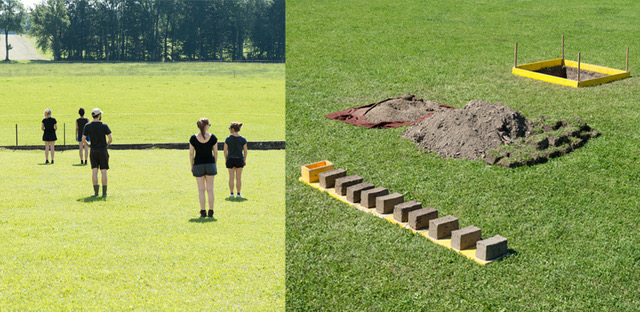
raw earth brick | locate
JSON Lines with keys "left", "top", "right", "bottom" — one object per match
{"left": 347, "top": 182, "right": 375, "bottom": 203}
{"left": 334, "top": 175, "right": 363, "bottom": 196}
{"left": 360, "top": 187, "right": 389, "bottom": 208}
{"left": 346, "top": 182, "right": 375, "bottom": 203}
{"left": 476, "top": 235, "right": 508, "bottom": 261}
{"left": 428, "top": 215, "right": 459, "bottom": 239}
{"left": 319, "top": 168, "right": 347, "bottom": 188}
{"left": 408, "top": 207, "right": 438, "bottom": 230}
{"left": 451, "top": 225, "right": 482, "bottom": 250}
{"left": 393, "top": 200, "right": 422, "bottom": 222}
{"left": 376, "top": 193, "right": 404, "bottom": 214}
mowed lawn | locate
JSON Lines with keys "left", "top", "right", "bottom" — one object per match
{"left": 0, "top": 62, "right": 284, "bottom": 145}
{"left": 0, "top": 149, "right": 284, "bottom": 310}
{"left": 287, "top": 0, "right": 640, "bottom": 311}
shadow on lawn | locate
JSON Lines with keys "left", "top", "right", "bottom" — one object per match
{"left": 188, "top": 217, "right": 217, "bottom": 223}
{"left": 224, "top": 196, "right": 248, "bottom": 202}
{"left": 77, "top": 196, "right": 107, "bottom": 203}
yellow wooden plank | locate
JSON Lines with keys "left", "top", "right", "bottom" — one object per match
{"left": 513, "top": 67, "right": 578, "bottom": 87}
{"left": 515, "top": 58, "right": 563, "bottom": 71}
{"left": 563, "top": 60, "right": 628, "bottom": 75}
{"left": 577, "top": 72, "right": 631, "bottom": 87}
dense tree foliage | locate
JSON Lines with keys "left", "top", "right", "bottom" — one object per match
{"left": 28, "top": 0, "right": 284, "bottom": 61}
{"left": 0, "top": 0, "right": 26, "bottom": 61}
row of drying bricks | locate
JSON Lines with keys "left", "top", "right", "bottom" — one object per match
{"left": 319, "top": 168, "right": 508, "bottom": 261}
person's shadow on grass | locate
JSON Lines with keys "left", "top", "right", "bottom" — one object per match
{"left": 224, "top": 196, "right": 248, "bottom": 202}
{"left": 188, "top": 217, "right": 217, "bottom": 223}
{"left": 77, "top": 196, "right": 107, "bottom": 203}
{"left": 72, "top": 163, "right": 87, "bottom": 167}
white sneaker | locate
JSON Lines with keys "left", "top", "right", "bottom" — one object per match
{"left": 236, "top": 194, "right": 243, "bottom": 198}
{"left": 230, "top": 194, "right": 235, "bottom": 198}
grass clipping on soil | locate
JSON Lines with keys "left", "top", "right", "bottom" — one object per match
{"left": 402, "top": 101, "right": 599, "bottom": 168}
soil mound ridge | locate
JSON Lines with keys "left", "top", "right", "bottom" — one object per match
{"left": 403, "top": 101, "right": 530, "bottom": 160}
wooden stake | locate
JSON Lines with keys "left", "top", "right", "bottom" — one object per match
{"left": 15, "top": 124, "right": 18, "bottom": 146}
{"left": 514, "top": 42, "right": 518, "bottom": 68}
{"left": 561, "top": 35, "right": 565, "bottom": 65}
{"left": 626, "top": 47, "right": 629, "bottom": 72}
{"left": 577, "top": 52, "right": 581, "bottom": 82}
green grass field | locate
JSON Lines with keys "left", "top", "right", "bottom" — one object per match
{"left": 0, "top": 149, "right": 284, "bottom": 310}
{"left": 0, "top": 62, "right": 284, "bottom": 145}
{"left": 286, "top": 0, "right": 640, "bottom": 311}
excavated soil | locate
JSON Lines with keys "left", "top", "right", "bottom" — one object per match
{"left": 364, "top": 94, "right": 448, "bottom": 123}
{"left": 536, "top": 66, "right": 608, "bottom": 80}
{"left": 401, "top": 100, "right": 598, "bottom": 167}
{"left": 403, "top": 101, "right": 531, "bottom": 160}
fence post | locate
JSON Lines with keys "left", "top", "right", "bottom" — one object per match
{"left": 64, "top": 123, "right": 66, "bottom": 146}
{"left": 15, "top": 124, "right": 18, "bottom": 146}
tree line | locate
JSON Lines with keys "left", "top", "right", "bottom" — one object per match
{"left": 1, "top": 0, "right": 284, "bottom": 62}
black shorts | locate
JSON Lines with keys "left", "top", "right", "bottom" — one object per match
{"left": 90, "top": 150, "right": 109, "bottom": 170}
{"left": 226, "top": 158, "right": 245, "bottom": 169}
{"left": 193, "top": 163, "right": 217, "bottom": 177}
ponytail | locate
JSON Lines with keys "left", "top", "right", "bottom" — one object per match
{"left": 197, "top": 118, "right": 210, "bottom": 136}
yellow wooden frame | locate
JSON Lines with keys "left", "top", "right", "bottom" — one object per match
{"left": 513, "top": 58, "right": 630, "bottom": 88}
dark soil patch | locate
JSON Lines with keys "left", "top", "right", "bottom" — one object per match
{"left": 402, "top": 101, "right": 598, "bottom": 168}
{"left": 536, "top": 66, "right": 608, "bottom": 81}
{"left": 364, "top": 94, "right": 449, "bottom": 123}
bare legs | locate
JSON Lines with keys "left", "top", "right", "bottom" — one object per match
{"left": 44, "top": 141, "right": 55, "bottom": 163}
{"left": 228, "top": 167, "right": 243, "bottom": 196}
{"left": 196, "top": 175, "right": 215, "bottom": 213}
{"left": 78, "top": 142, "right": 88, "bottom": 163}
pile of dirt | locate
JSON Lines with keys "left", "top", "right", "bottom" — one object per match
{"left": 364, "top": 94, "right": 447, "bottom": 123}
{"left": 402, "top": 101, "right": 598, "bottom": 167}
{"left": 403, "top": 101, "right": 531, "bottom": 160}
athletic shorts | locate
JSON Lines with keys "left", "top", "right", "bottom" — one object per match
{"left": 226, "top": 158, "right": 245, "bottom": 169}
{"left": 77, "top": 137, "right": 90, "bottom": 142}
{"left": 193, "top": 163, "right": 217, "bottom": 177}
{"left": 90, "top": 150, "right": 109, "bottom": 170}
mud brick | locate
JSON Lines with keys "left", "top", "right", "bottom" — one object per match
{"left": 428, "top": 215, "right": 459, "bottom": 239}
{"left": 346, "top": 182, "right": 375, "bottom": 203}
{"left": 319, "top": 169, "right": 347, "bottom": 188}
{"left": 476, "top": 235, "right": 508, "bottom": 261}
{"left": 360, "top": 187, "right": 389, "bottom": 208}
{"left": 408, "top": 207, "right": 438, "bottom": 230}
{"left": 451, "top": 226, "right": 482, "bottom": 250}
{"left": 393, "top": 200, "right": 422, "bottom": 222}
{"left": 375, "top": 193, "right": 404, "bottom": 214}
{"left": 334, "top": 175, "right": 363, "bottom": 196}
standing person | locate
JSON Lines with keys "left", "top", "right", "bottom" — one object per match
{"left": 82, "top": 108, "right": 112, "bottom": 197}
{"left": 76, "top": 108, "right": 90, "bottom": 165}
{"left": 189, "top": 118, "right": 218, "bottom": 218}
{"left": 41, "top": 109, "right": 57, "bottom": 164}
{"left": 224, "top": 122, "right": 247, "bottom": 198}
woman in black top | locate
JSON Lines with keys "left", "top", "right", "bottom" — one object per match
{"left": 189, "top": 118, "right": 218, "bottom": 218}
{"left": 76, "top": 107, "right": 90, "bottom": 165}
{"left": 41, "top": 109, "right": 57, "bottom": 164}
{"left": 224, "top": 122, "right": 248, "bottom": 198}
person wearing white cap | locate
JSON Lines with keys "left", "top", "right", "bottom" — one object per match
{"left": 82, "top": 108, "right": 113, "bottom": 197}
